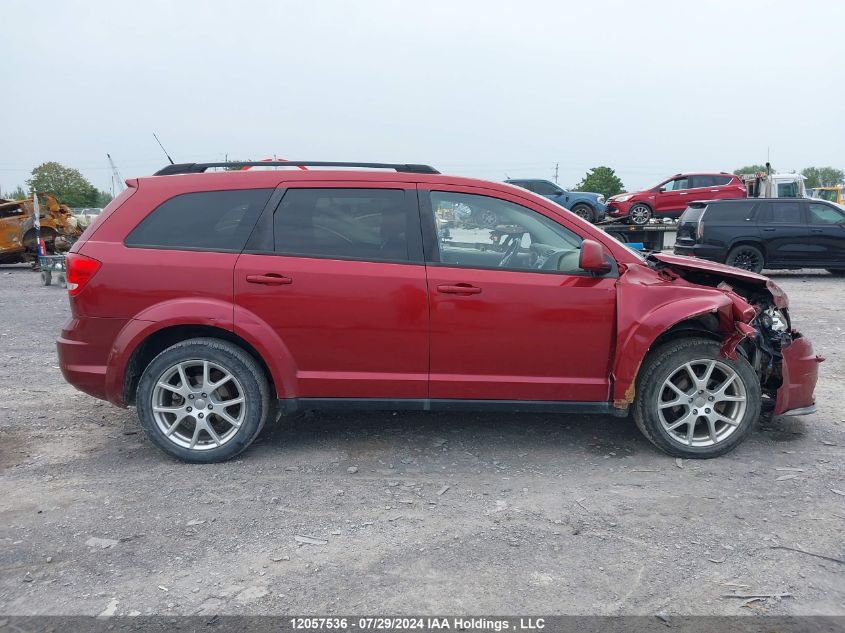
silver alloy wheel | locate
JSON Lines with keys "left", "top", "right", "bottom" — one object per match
{"left": 657, "top": 358, "right": 747, "bottom": 448}
{"left": 151, "top": 360, "right": 246, "bottom": 451}
{"left": 630, "top": 205, "right": 650, "bottom": 225}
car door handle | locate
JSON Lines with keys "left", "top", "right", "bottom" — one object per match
{"left": 810, "top": 229, "right": 824, "bottom": 233}
{"left": 246, "top": 273, "right": 293, "bottom": 285}
{"left": 437, "top": 284, "right": 482, "bottom": 295}
{"left": 762, "top": 228, "right": 776, "bottom": 232}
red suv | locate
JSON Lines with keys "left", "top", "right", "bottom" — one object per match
{"left": 58, "top": 161, "right": 820, "bottom": 462}
{"left": 606, "top": 172, "right": 747, "bottom": 225}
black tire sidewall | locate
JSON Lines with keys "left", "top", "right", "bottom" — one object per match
{"left": 633, "top": 338, "right": 761, "bottom": 458}
{"left": 571, "top": 204, "right": 594, "bottom": 222}
{"left": 136, "top": 338, "right": 270, "bottom": 463}
{"left": 727, "top": 245, "right": 764, "bottom": 274}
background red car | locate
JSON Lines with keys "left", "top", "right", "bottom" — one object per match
{"left": 606, "top": 172, "right": 746, "bottom": 225}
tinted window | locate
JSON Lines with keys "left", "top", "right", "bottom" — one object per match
{"left": 766, "top": 201, "right": 803, "bottom": 223}
{"left": 808, "top": 203, "right": 845, "bottom": 225}
{"left": 679, "top": 205, "right": 705, "bottom": 224}
{"left": 692, "top": 175, "right": 716, "bottom": 188}
{"left": 429, "top": 191, "right": 585, "bottom": 274}
{"left": 713, "top": 175, "right": 733, "bottom": 186}
{"left": 702, "top": 201, "right": 756, "bottom": 221}
{"left": 125, "top": 189, "right": 271, "bottom": 251}
{"left": 273, "top": 188, "right": 413, "bottom": 262}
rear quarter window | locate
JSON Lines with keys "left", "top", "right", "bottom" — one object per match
{"left": 702, "top": 201, "right": 756, "bottom": 221}
{"left": 125, "top": 189, "right": 272, "bottom": 251}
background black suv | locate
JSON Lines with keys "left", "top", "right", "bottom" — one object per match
{"left": 674, "top": 198, "right": 845, "bottom": 274}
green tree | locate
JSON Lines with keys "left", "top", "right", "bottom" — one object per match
{"left": 1, "top": 185, "right": 28, "bottom": 200}
{"left": 801, "top": 166, "right": 844, "bottom": 189}
{"left": 95, "top": 190, "right": 114, "bottom": 207}
{"left": 572, "top": 166, "right": 625, "bottom": 198}
{"left": 733, "top": 164, "right": 769, "bottom": 175}
{"left": 26, "top": 162, "right": 100, "bottom": 207}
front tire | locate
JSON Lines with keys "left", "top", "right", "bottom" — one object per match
{"left": 633, "top": 338, "right": 760, "bottom": 458}
{"left": 628, "top": 203, "right": 652, "bottom": 226}
{"left": 136, "top": 338, "right": 272, "bottom": 463}
{"left": 726, "top": 244, "right": 765, "bottom": 273}
{"left": 570, "top": 204, "right": 594, "bottom": 222}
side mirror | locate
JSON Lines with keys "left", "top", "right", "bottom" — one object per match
{"left": 657, "top": 187, "right": 666, "bottom": 193}
{"left": 579, "top": 239, "right": 611, "bottom": 274}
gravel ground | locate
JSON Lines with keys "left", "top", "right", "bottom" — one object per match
{"left": 0, "top": 263, "right": 843, "bottom": 617}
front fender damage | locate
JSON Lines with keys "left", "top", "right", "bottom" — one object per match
{"left": 613, "top": 260, "right": 822, "bottom": 414}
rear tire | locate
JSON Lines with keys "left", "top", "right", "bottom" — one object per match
{"left": 570, "top": 204, "right": 594, "bottom": 223}
{"left": 633, "top": 338, "right": 760, "bottom": 459}
{"left": 628, "top": 203, "right": 652, "bottom": 226}
{"left": 136, "top": 338, "right": 272, "bottom": 463}
{"left": 726, "top": 244, "right": 765, "bottom": 273}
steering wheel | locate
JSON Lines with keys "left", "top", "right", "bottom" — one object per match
{"left": 498, "top": 234, "right": 522, "bottom": 268}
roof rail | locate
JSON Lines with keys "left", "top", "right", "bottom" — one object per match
{"left": 153, "top": 161, "right": 440, "bottom": 176}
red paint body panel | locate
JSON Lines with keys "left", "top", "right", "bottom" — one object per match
{"left": 773, "top": 335, "right": 822, "bottom": 415}
{"left": 234, "top": 254, "right": 429, "bottom": 398}
{"left": 427, "top": 266, "right": 616, "bottom": 401}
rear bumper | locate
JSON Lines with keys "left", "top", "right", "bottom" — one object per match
{"left": 672, "top": 244, "right": 727, "bottom": 262}
{"left": 57, "top": 316, "right": 128, "bottom": 404}
{"left": 773, "top": 333, "right": 823, "bottom": 416}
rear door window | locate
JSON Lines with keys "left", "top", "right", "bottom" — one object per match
{"left": 759, "top": 201, "right": 804, "bottom": 223}
{"left": 125, "top": 188, "right": 272, "bottom": 251}
{"left": 691, "top": 175, "right": 716, "bottom": 188}
{"left": 272, "top": 188, "right": 420, "bottom": 263}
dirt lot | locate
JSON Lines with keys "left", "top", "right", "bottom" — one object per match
{"left": 0, "top": 264, "right": 842, "bottom": 617}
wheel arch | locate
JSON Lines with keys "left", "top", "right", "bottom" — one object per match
{"left": 611, "top": 291, "right": 741, "bottom": 408}
{"left": 727, "top": 239, "right": 768, "bottom": 261}
{"left": 121, "top": 324, "right": 276, "bottom": 406}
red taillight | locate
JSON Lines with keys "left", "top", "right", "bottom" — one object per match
{"left": 66, "top": 253, "right": 101, "bottom": 296}
{"left": 696, "top": 220, "right": 704, "bottom": 241}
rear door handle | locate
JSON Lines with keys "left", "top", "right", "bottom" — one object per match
{"left": 246, "top": 273, "right": 293, "bottom": 286}
{"left": 810, "top": 228, "right": 824, "bottom": 233}
{"left": 762, "top": 228, "right": 776, "bottom": 232}
{"left": 437, "top": 283, "right": 482, "bottom": 295}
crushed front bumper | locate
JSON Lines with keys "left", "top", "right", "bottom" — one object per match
{"left": 773, "top": 333, "right": 823, "bottom": 416}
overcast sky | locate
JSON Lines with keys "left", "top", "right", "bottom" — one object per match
{"left": 3, "top": 0, "right": 844, "bottom": 195}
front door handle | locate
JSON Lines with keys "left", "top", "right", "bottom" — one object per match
{"left": 762, "top": 228, "right": 776, "bottom": 232}
{"left": 246, "top": 273, "right": 293, "bottom": 286}
{"left": 810, "top": 228, "right": 824, "bottom": 233}
{"left": 437, "top": 283, "right": 482, "bottom": 295}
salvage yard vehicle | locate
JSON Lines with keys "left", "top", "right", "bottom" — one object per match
{"left": 605, "top": 172, "right": 746, "bottom": 226}
{"left": 809, "top": 185, "right": 844, "bottom": 206}
{"left": 57, "top": 161, "right": 821, "bottom": 462}
{"left": 674, "top": 198, "right": 845, "bottom": 275}
{"left": 0, "top": 193, "right": 81, "bottom": 265}
{"left": 742, "top": 171, "right": 806, "bottom": 199}
{"left": 505, "top": 179, "right": 607, "bottom": 223}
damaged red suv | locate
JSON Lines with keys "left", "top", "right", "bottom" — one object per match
{"left": 58, "top": 161, "right": 821, "bottom": 462}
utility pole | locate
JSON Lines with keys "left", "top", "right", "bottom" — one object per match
{"left": 554, "top": 162, "right": 559, "bottom": 184}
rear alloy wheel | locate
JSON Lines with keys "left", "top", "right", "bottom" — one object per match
{"left": 137, "top": 338, "right": 272, "bottom": 463}
{"left": 570, "top": 204, "right": 594, "bottom": 222}
{"left": 633, "top": 338, "right": 760, "bottom": 458}
{"left": 726, "top": 245, "right": 764, "bottom": 273}
{"left": 628, "top": 203, "right": 652, "bottom": 226}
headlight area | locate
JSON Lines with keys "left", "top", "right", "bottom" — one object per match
{"left": 748, "top": 305, "right": 793, "bottom": 403}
